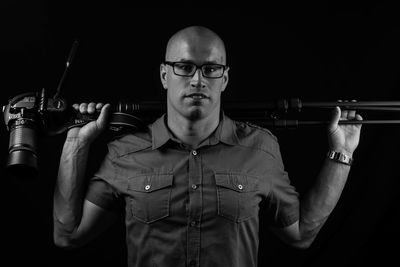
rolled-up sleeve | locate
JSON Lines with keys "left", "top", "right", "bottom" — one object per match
{"left": 265, "top": 137, "right": 300, "bottom": 227}
{"left": 85, "top": 149, "right": 122, "bottom": 213}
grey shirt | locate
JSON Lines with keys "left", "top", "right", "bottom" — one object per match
{"left": 86, "top": 113, "right": 299, "bottom": 267}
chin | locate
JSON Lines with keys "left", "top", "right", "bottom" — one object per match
{"left": 186, "top": 106, "right": 205, "bottom": 120}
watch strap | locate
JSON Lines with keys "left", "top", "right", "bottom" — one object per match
{"left": 327, "top": 150, "right": 353, "bottom": 166}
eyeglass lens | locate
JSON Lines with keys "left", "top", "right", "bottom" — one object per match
{"left": 173, "top": 62, "right": 224, "bottom": 78}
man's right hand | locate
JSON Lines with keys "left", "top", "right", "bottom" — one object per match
{"left": 67, "top": 102, "right": 110, "bottom": 145}
{"left": 54, "top": 102, "right": 114, "bottom": 249}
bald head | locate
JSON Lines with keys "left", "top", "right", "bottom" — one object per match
{"left": 165, "top": 26, "right": 227, "bottom": 64}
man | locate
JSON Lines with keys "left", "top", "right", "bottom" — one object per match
{"left": 53, "top": 26, "right": 362, "bottom": 267}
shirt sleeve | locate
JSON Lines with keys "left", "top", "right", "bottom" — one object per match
{"left": 86, "top": 177, "right": 123, "bottom": 212}
{"left": 265, "top": 137, "right": 300, "bottom": 228}
{"left": 85, "top": 150, "right": 123, "bottom": 213}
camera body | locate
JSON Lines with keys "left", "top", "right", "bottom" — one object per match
{"left": 3, "top": 89, "right": 68, "bottom": 176}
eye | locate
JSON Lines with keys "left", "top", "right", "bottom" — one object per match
{"left": 175, "top": 63, "right": 195, "bottom": 73}
{"left": 203, "top": 65, "right": 222, "bottom": 74}
{"left": 204, "top": 65, "right": 222, "bottom": 72}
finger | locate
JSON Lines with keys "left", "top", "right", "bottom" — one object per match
{"left": 87, "top": 102, "right": 97, "bottom": 114}
{"left": 341, "top": 109, "right": 348, "bottom": 120}
{"left": 355, "top": 114, "right": 363, "bottom": 128}
{"left": 349, "top": 100, "right": 358, "bottom": 120}
{"left": 328, "top": 106, "right": 341, "bottom": 133}
{"left": 96, "top": 103, "right": 111, "bottom": 130}
{"left": 79, "top": 103, "right": 88, "bottom": 114}
{"left": 72, "top": 103, "right": 79, "bottom": 111}
{"left": 96, "top": 102, "right": 104, "bottom": 110}
{"left": 347, "top": 110, "right": 356, "bottom": 119}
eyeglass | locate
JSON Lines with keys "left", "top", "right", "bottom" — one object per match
{"left": 164, "top": 61, "right": 228, "bottom": 79}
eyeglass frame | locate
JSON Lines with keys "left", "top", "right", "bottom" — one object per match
{"left": 163, "top": 61, "right": 229, "bottom": 79}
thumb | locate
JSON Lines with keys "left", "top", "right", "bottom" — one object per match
{"left": 328, "top": 106, "right": 341, "bottom": 133}
{"left": 96, "top": 103, "right": 111, "bottom": 131}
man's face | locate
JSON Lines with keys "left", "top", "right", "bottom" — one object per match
{"left": 160, "top": 39, "right": 229, "bottom": 121}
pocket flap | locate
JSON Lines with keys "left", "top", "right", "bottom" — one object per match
{"left": 215, "top": 173, "right": 259, "bottom": 193}
{"left": 128, "top": 174, "right": 173, "bottom": 193}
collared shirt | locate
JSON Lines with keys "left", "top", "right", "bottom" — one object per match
{"left": 86, "top": 113, "right": 299, "bottom": 267}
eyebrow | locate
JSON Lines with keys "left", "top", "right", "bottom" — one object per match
{"left": 176, "top": 60, "right": 222, "bottom": 65}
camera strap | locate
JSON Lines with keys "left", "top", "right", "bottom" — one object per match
{"left": 45, "top": 111, "right": 147, "bottom": 136}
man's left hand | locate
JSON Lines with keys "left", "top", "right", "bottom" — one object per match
{"left": 327, "top": 106, "right": 363, "bottom": 157}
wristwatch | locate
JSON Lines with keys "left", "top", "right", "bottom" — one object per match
{"left": 327, "top": 150, "right": 353, "bottom": 166}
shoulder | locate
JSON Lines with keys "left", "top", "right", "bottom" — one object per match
{"left": 232, "top": 119, "right": 280, "bottom": 155}
{"left": 106, "top": 126, "right": 153, "bottom": 159}
{"left": 237, "top": 120, "right": 276, "bottom": 138}
{"left": 233, "top": 119, "right": 278, "bottom": 142}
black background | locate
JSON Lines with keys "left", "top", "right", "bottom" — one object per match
{"left": 1, "top": 1, "right": 400, "bottom": 266}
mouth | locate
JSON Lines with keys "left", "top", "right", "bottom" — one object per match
{"left": 185, "top": 93, "right": 209, "bottom": 100}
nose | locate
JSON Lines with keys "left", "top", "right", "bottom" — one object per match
{"left": 190, "top": 69, "right": 205, "bottom": 89}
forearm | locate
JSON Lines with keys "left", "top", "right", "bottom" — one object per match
{"left": 299, "top": 158, "right": 351, "bottom": 245}
{"left": 53, "top": 137, "right": 90, "bottom": 245}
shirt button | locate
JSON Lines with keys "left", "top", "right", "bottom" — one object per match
{"left": 191, "top": 184, "right": 197, "bottom": 190}
{"left": 145, "top": 184, "right": 151, "bottom": 191}
{"left": 190, "top": 221, "right": 197, "bottom": 227}
{"left": 192, "top": 150, "right": 197, "bottom": 156}
{"left": 238, "top": 184, "right": 243, "bottom": 190}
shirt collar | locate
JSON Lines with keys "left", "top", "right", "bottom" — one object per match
{"left": 210, "top": 111, "right": 238, "bottom": 146}
{"left": 151, "top": 114, "right": 172, "bottom": 150}
{"left": 151, "top": 111, "right": 239, "bottom": 150}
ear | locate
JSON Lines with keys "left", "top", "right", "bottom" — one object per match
{"left": 160, "top": 63, "right": 168, "bottom": 90}
{"left": 221, "top": 67, "right": 229, "bottom": 92}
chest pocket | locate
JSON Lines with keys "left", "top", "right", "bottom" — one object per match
{"left": 127, "top": 174, "right": 173, "bottom": 224}
{"left": 215, "top": 173, "right": 261, "bottom": 223}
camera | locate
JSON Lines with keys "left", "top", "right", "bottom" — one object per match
{"left": 2, "top": 88, "right": 162, "bottom": 177}
{"left": 2, "top": 89, "right": 68, "bottom": 177}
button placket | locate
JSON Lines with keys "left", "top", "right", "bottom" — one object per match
{"left": 187, "top": 147, "right": 202, "bottom": 265}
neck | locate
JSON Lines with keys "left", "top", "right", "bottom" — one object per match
{"left": 167, "top": 108, "right": 220, "bottom": 149}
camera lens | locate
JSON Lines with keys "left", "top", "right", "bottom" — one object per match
{"left": 7, "top": 118, "right": 38, "bottom": 178}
